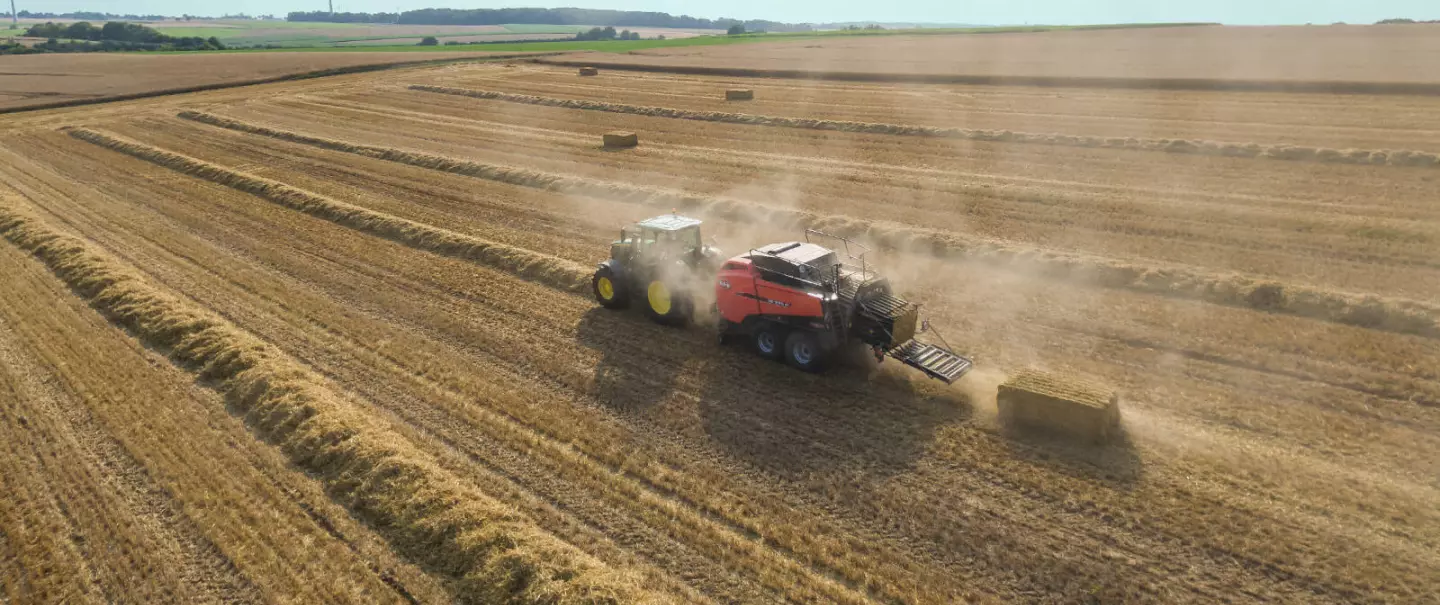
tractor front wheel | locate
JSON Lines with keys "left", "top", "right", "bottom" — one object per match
{"left": 643, "top": 280, "right": 687, "bottom": 324}
{"left": 784, "top": 331, "right": 828, "bottom": 372}
{"left": 593, "top": 268, "right": 629, "bottom": 309}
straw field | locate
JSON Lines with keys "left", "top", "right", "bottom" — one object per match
{"left": 0, "top": 55, "right": 1437, "bottom": 604}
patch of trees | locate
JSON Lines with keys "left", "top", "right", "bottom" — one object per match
{"left": 1376, "top": 18, "right": 1440, "bottom": 24}
{"left": 288, "top": 11, "right": 400, "bottom": 23}
{"left": 285, "top": 7, "right": 808, "bottom": 32}
{"left": 12, "top": 22, "right": 225, "bottom": 53}
{"left": 573, "top": 26, "right": 642, "bottom": 41}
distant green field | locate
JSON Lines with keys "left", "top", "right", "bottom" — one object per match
{"left": 140, "top": 21, "right": 1217, "bottom": 54}
{"left": 499, "top": 24, "right": 594, "bottom": 34}
{"left": 141, "top": 21, "right": 646, "bottom": 47}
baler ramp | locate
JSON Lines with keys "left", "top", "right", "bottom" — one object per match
{"left": 889, "top": 340, "right": 973, "bottom": 384}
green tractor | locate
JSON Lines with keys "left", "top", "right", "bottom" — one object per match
{"left": 592, "top": 214, "right": 722, "bottom": 324}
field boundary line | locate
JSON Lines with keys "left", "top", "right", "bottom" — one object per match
{"left": 0, "top": 198, "right": 656, "bottom": 605}
{"left": 66, "top": 127, "right": 592, "bottom": 295}
{"left": 530, "top": 58, "right": 1440, "bottom": 96}
{"left": 408, "top": 85, "right": 1440, "bottom": 169}
{"left": 0, "top": 53, "right": 561, "bottom": 116}
{"left": 174, "top": 111, "right": 1440, "bottom": 340}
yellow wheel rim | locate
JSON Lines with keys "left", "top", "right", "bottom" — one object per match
{"left": 647, "top": 282, "right": 672, "bottom": 315}
{"left": 597, "top": 276, "right": 614, "bottom": 300}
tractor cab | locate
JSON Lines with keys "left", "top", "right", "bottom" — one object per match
{"left": 613, "top": 214, "right": 705, "bottom": 267}
{"left": 592, "top": 214, "right": 720, "bottom": 324}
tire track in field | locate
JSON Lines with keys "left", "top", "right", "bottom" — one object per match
{"left": 0, "top": 311, "right": 263, "bottom": 605}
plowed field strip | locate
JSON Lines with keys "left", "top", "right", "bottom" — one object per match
{"left": 440, "top": 66, "right": 1440, "bottom": 151}
{"left": 25, "top": 129, "right": 1440, "bottom": 602}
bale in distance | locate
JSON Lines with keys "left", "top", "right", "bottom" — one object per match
{"left": 725, "top": 89, "right": 755, "bottom": 101}
{"left": 579, "top": 66, "right": 599, "bottom": 76}
{"left": 602, "top": 131, "right": 638, "bottom": 149}
{"left": 997, "top": 369, "right": 1121, "bottom": 444}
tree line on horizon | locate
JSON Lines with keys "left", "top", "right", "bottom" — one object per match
{"left": 4, "top": 21, "right": 224, "bottom": 54}
{"left": 285, "top": 7, "right": 809, "bottom": 32}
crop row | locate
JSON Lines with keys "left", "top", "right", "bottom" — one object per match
{"left": 0, "top": 201, "right": 649, "bottom": 605}
{"left": 408, "top": 85, "right": 1440, "bottom": 168}
{"left": 66, "top": 128, "right": 592, "bottom": 295}
{"left": 174, "top": 111, "right": 1440, "bottom": 340}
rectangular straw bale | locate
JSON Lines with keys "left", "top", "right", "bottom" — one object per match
{"left": 579, "top": 66, "right": 599, "bottom": 76}
{"left": 602, "top": 131, "right": 638, "bottom": 148}
{"left": 997, "top": 369, "right": 1120, "bottom": 443}
{"left": 725, "top": 89, "right": 755, "bottom": 100}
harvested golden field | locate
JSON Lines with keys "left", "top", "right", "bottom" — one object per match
{"left": 556, "top": 24, "right": 1440, "bottom": 89}
{"left": 1, "top": 55, "right": 1437, "bottom": 604}
{"left": 0, "top": 52, "right": 530, "bottom": 112}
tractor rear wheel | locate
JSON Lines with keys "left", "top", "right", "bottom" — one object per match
{"left": 643, "top": 280, "right": 687, "bottom": 324}
{"left": 752, "top": 324, "right": 785, "bottom": 360}
{"left": 784, "top": 330, "right": 828, "bottom": 372}
{"left": 592, "top": 268, "right": 629, "bottom": 309}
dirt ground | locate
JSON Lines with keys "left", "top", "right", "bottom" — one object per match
{"left": 562, "top": 24, "right": 1440, "bottom": 84}
{"left": 0, "top": 55, "right": 1436, "bottom": 604}
{"left": 0, "top": 52, "right": 520, "bottom": 111}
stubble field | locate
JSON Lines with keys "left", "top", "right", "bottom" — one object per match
{"left": 1, "top": 48, "right": 1438, "bottom": 604}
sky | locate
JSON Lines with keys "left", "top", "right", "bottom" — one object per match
{"left": 15, "top": 0, "right": 1440, "bottom": 25}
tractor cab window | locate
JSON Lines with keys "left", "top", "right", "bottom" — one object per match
{"left": 635, "top": 227, "right": 656, "bottom": 253}
{"left": 645, "top": 226, "right": 699, "bottom": 260}
{"left": 675, "top": 226, "right": 702, "bottom": 252}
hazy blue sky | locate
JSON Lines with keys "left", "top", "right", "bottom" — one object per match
{"left": 18, "top": 0, "right": 1440, "bottom": 25}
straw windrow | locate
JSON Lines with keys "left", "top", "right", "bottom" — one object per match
{"left": 0, "top": 202, "right": 652, "bottom": 604}
{"left": 66, "top": 127, "right": 591, "bottom": 295}
{"left": 408, "top": 85, "right": 1440, "bottom": 169}
{"left": 174, "top": 111, "right": 1440, "bottom": 340}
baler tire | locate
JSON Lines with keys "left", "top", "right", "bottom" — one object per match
{"left": 752, "top": 324, "right": 786, "bottom": 361}
{"left": 784, "top": 331, "right": 828, "bottom": 372}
